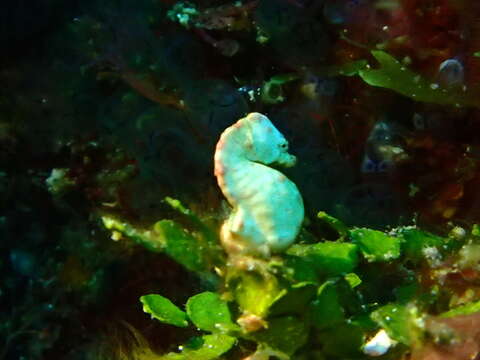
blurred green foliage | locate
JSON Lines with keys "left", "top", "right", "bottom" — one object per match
{"left": 101, "top": 200, "right": 480, "bottom": 359}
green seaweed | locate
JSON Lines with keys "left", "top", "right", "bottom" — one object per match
{"left": 350, "top": 228, "right": 401, "bottom": 262}
{"left": 440, "top": 300, "right": 480, "bottom": 318}
{"left": 101, "top": 210, "right": 480, "bottom": 359}
{"left": 102, "top": 199, "right": 222, "bottom": 272}
{"left": 286, "top": 241, "right": 359, "bottom": 276}
{"left": 140, "top": 294, "right": 189, "bottom": 327}
{"left": 370, "top": 304, "right": 422, "bottom": 346}
{"left": 161, "top": 334, "right": 236, "bottom": 360}
{"left": 357, "top": 50, "right": 478, "bottom": 108}
{"left": 309, "top": 280, "right": 345, "bottom": 330}
{"left": 186, "top": 292, "right": 236, "bottom": 332}
{"left": 249, "top": 316, "right": 309, "bottom": 356}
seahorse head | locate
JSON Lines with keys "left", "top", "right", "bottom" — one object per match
{"left": 242, "top": 112, "right": 296, "bottom": 167}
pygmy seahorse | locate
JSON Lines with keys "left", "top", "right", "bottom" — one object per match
{"left": 214, "top": 112, "right": 304, "bottom": 258}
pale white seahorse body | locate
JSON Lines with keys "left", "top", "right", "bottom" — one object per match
{"left": 214, "top": 112, "right": 304, "bottom": 257}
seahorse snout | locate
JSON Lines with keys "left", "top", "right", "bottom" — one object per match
{"left": 277, "top": 153, "right": 296, "bottom": 167}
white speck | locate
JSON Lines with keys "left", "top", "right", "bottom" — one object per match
{"left": 382, "top": 26, "right": 389, "bottom": 31}
{"left": 423, "top": 246, "right": 442, "bottom": 267}
{"left": 430, "top": 83, "right": 439, "bottom": 90}
{"left": 363, "top": 329, "right": 396, "bottom": 357}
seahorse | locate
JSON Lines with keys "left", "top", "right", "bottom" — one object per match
{"left": 214, "top": 112, "right": 304, "bottom": 259}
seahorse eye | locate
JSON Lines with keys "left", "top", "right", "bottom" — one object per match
{"left": 280, "top": 142, "right": 288, "bottom": 149}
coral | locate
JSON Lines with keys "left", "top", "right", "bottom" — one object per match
{"left": 214, "top": 113, "right": 304, "bottom": 258}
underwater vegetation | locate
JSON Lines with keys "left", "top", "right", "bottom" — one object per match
{"left": 3, "top": 0, "right": 480, "bottom": 359}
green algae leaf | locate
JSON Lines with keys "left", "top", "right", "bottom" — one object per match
{"left": 371, "top": 304, "right": 422, "bottom": 345}
{"left": 231, "top": 271, "right": 286, "bottom": 317}
{"left": 269, "top": 282, "right": 317, "bottom": 316}
{"left": 154, "top": 220, "right": 208, "bottom": 272}
{"left": 317, "top": 211, "right": 349, "bottom": 239}
{"left": 251, "top": 316, "right": 309, "bottom": 356}
{"left": 282, "top": 255, "right": 318, "bottom": 283}
{"left": 472, "top": 224, "right": 480, "bottom": 237}
{"left": 140, "top": 294, "right": 189, "bottom": 327}
{"left": 310, "top": 280, "right": 345, "bottom": 330}
{"left": 358, "top": 50, "right": 476, "bottom": 108}
{"left": 441, "top": 300, "right": 480, "bottom": 318}
{"left": 394, "top": 282, "right": 419, "bottom": 303}
{"left": 102, "top": 215, "right": 214, "bottom": 271}
{"left": 345, "top": 273, "right": 362, "bottom": 288}
{"left": 163, "top": 197, "right": 217, "bottom": 242}
{"left": 286, "top": 242, "right": 359, "bottom": 276}
{"left": 162, "top": 334, "right": 236, "bottom": 360}
{"left": 350, "top": 228, "right": 401, "bottom": 262}
{"left": 397, "top": 228, "right": 445, "bottom": 262}
{"left": 320, "top": 322, "right": 365, "bottom": 358}
{"left": 186, "top": 292, "right": 236, "bottom": 332}
{"left": 102, "top": 216, "right": 164, "bottom": 253}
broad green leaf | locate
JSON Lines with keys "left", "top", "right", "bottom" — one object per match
{"left": 441, "top": 300, "right": 480, "bottom": 318}
{"left": 162, "top": 334, "right": 236, "bottom": 360}
{"left": 186, "top": 292, "right": 235, "bottom": 332}
{"left": 230, "top": 271, "right": 286, "bottom": 317}
{"left": 282, "top": 255, "right": 318, "bottom": 283}
{"left": 310, "top": 281, "right": 345, "bottom": 329}
{"left": 319, "top": 323, "right": 365, "bottom": 358}
{"left": 140, "top": 294, "right": 188, "bottom": 327}
{"left": 398, "top": 228, "right": 446, "bottom": 262}
{"left": 269, "top": 282, "right": 317, "bottom": 316}
{"left": 251, "top": 316, "right": 309, "bottom": 356}
{"left": 394, "top": 282, "right": 419, "bottom": 303}
{"left": 287, "top": 241, "right": 358, "bottom": 276}
{"left": 102, "top": 215, "right": 163, "bottom": 252}
{"left": 345, "top": 273, "right": 362, "bottom": 288}
{"left": 350, "top": 228, "right": 401, "bottom": 262}
{"left": 103, "top": 204, "right": 221, "bottom": 272}
{"left": 286, "top": 242, "right": 359, "bottom": 276}
{"left": 163, "top": 197, "right": 219, "bottom": 246}
{"left": 154, "top": 220, "right": 207, "bottom": 272}
{"left": 370, "top": 304, "right": 422, "bottom": 345}
{"left": 472, "top": 224, "right": 480, "bottom": 237}
{"left": 350, "top": 314, "right": 377, "bottom": 332}
{"left": 358, "top": 50, "right": 478, "bottom": 108}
